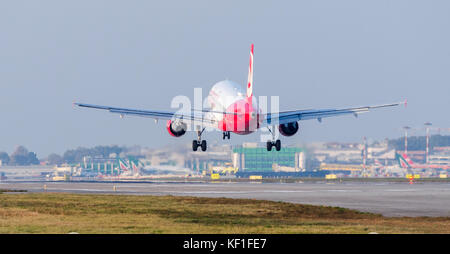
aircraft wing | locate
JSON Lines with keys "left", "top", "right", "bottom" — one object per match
{"left": 74, "top": 102, "right": 239, "bottom": 126}
{"left": 74, "top": 103, "right": 216, "bottom": 125}
{"left": 263, "top": 101, "right": 405, "bottom": 125}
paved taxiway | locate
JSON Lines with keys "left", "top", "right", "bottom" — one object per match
{"left": 1, "top": 181, "right": 449, "bottom": 217}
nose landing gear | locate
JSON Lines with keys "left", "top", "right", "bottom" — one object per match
{"left": 222, "top": 131, "right": 231, "bottom": 140}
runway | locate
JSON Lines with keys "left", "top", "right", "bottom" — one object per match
{"left": 1, "top": 181, "right": 450, "bottom": 217}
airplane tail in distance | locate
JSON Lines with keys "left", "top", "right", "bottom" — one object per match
{"left": 396, "top": 152, "right": 415, "bottom": 168}
{"left": 246, "top": 43, "right": 254, "bottom": 99}
{"left": 131, "top": 161, "right": 139, "bottom": 171}
{"left": 118, "top": 158, "right": 130, "bottom": 171}
{"left": 402, "top": 153, "right": 416, "bottom": 166}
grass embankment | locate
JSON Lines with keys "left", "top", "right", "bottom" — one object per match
{"left": 0, "top": 193, "right": 449, "bottom": 233}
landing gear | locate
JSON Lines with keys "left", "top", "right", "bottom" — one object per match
{"left": 192, "top": 140, "right": 199, "bottom": 151}
{"left": 222, "top": 131, "right": 231, "bottom": 140}
{"left": 193, "top": 128, "right": 207, "bottom": 152}
{"left": 266, "top": 139, "right": 281, "bottom": 151}
{"left": 266, "top": 125, "right": 281, "bottom": 151}
{"left": 201, "top": 140, "right": 207, "bottom": 151}
{"left": 275, "top": 139, "right": 281, "bottom": 151}
{"left": 266, "top": 141, "right": 272, "bottom": 151}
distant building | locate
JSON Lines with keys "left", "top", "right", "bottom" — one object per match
{"left": 313, "top": 142, "right": 363, "bottom": 163}
{"left": 428, "top": 155, "right": 450, "bottom": 166}
{"left": 433, "top": 146, "right": 450, "bottom": 155}
{"left": 232, "top": 144, "right": 305, "bottom": 172}
{"left": 179, "top": 144, "right": 232, "bottom": 172}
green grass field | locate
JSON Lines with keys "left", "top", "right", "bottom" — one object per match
{"left": 0, "top": 192, "right": 449, "bottom": 234}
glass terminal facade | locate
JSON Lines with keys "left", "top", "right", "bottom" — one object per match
{"left": 232, "top": 147, "right": 305, "bottom": 172}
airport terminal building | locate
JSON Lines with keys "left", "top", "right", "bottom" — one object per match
{"left": 232, "top": 143, "right": 306, "bottom": 174}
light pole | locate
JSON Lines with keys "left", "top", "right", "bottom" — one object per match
{"left": 362, "top": 136, "right": 367, "bottom": 177}
{"left": 424, "top": 122, "right": 432, "bottom": 164}
{"left": 403, "top": 126, "right": 411, "bottom": 155}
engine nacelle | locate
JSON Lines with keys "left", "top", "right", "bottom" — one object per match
{"left": 278, "top": 122, "right": 299, "bottom": 137}
{"left": 166, "top": 120, "right": 187, "bottom": 137}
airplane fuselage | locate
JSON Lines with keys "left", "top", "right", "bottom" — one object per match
{"left": 206, "top": 80, "right": 260, "bottom": 135}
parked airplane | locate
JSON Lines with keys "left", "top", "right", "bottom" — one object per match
{"left": 75, "top": 44, "right": 404, "bottom": 152}
{"left": 396, "top": 152, "right": 450, "bottom": 170}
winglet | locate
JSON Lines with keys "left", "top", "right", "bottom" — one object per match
{"left": 404, "top": 99, "right": 407, "bottom": 108}
{"left": 246, "top": 43, "right": 254, "bottom": 99}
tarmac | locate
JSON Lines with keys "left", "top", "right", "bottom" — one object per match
{"left": 1, "top": 180, "right": 450, "bottom": 217}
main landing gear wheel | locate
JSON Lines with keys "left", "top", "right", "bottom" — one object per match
{"left": 266, "top": 141, "right": 272, "bottom": 151}
{"left": 201, "top": 140, "right": 207, "bottom": 151}
{"left": 192, "top": 140, "right": 199, "bottom": 151}
{"left": 193, "top": 128, "right": 207, "bottom": 152}
{"left": 275, "top": 140, "right": 281, "bottom": 151}
{"left": 266, "top": 140, "right": 281, "bottom": 151}
{"left": 192, "top": 140, "right": 207, "bottom": 152}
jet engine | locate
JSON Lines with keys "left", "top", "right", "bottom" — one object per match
{"left": 278, "top": 122, "right": 299, "bottom": 137}
{"left": 166, "top": 120, "right": 187, "bottom": 137}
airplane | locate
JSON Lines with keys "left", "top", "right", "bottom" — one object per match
{"left": 74, "top": 44, "right": 404, "bottom": 152}
{"left": 396, "top": 152, "right": 450, "bottom": 170}
{"left": 117, "top": 158, "right": 131, "bottom": 171}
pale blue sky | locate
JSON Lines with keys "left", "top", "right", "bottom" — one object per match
{"left": 1, "top": 1, "right": 449, "bottom": 157}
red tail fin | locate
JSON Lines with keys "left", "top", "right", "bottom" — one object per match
{"left": 246, "top": 44, "right": 254, "bottom": 99}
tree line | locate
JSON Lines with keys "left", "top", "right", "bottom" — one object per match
{"left": 388, "top": 135, "right": 450, "bottom": 151}
{"left": 0, "top": 146, "right": 39, "bottom": 166}
{"left": 62, "top": 145, "right": 125, "bottom": 164}
{"left": 0, "top": 145, "right": 126, "bottom": 166}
